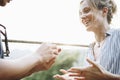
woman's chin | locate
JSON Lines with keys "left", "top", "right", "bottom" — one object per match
{"left": 86, "top": 26, "right": 93, "bottom": 32}
{"left": 85, "top": 26, "right": 90, "bottom": 31}
{"left": 86, "top": 29, "right": 91, "bottom": 32}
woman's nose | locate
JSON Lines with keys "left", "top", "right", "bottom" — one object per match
{"left": 80, "top": 14, "right": 87, "bottom": 19}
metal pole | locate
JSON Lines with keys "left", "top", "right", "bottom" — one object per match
{"left": 2, "top": 39, "right": 89, "bottom": 47}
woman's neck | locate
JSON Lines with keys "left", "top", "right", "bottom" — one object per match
{"left": 94, "top": 26, "right": 110, "bottom": 42}
{"left": 95, "top": 33, "right": 106, "bottom": 42}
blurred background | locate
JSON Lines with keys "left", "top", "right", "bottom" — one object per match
{"left": 0, "top": 0, "right": 120, "bottom": 79}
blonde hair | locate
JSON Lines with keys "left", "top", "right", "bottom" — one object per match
{"left": 80, "top": 0, "right": 117, "bottom": 24}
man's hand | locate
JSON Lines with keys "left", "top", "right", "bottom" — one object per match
{"left": 35, "top": 43, "right": 61, "bottom": 70}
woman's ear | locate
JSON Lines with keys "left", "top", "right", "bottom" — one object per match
{"left": 102, "top": 7, "right": 108, "bottom": 17}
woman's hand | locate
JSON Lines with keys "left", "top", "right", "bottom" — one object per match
{"left": 68, "top": 58, "right": 117, "bottom": 80}
{"left": 53, "top": 69, "right": 75, "bottom": 80}
{"left": 53, "top": 69, "right": 85, "bottom": 80}
{"left": 53, "top": 58, "right": 120, "bottom": 80}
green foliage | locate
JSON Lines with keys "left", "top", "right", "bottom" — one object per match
{"left": 22, "top": 49, "right": 81, "bottom": 80}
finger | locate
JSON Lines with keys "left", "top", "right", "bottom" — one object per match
{"left": 49, "top": 59, "right": 55, "bottom": 65}
{"left": 86, "top": 58, "right": 97, "bottom": 66}
{"left": 52, "top": 49, "right": 60, "bottom": 55}
{"left": 45, "top": 58, "right": 55, "bottom": 69}
{"left": 53, "top": 74, "right": 65, "bottom": 80}
{"left": 52, "top": 45, "right": 61, "bottom": 53}
{"left": 58, "top": 48, "right": 61, "bottom": 52}
{"left": 53, "top": 74, "right": 60, "bottom": 78}
{"left": 48, "top": 61, "right": 55, "bottom": 68}
{"left": 74, "top": 76, "right": 85, "bottom": 80}
{"left": 46, "top": 53, "right": 56, "bottom": 62}
{"left": 69, "top": 73, "right": 81, "bottom": 76}
{"left": 68, "top": 67, "right": 86, "bottom": 73}
{"left": 69, "top": 71, "right": 86, "bottom": 77}
{"left": 51, "top": 47, "right": 61, "bottom": 55}
{"left": 60, "top": 69, "right": 68, "bottom": 74}
{"left": 86, "top": 58, "right": 103, "bottom": 73}
{"left": 86, "top": 58, "right": 101, "bottom": 69}
{"left": 47, "top": 56, "right": 56, "bottom": 63}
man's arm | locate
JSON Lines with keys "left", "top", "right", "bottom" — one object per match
{"left": 0, "top": 54, "right": 40, "bottom": 80}
{"left": 0, "top": 43, "right": 61, "bottom": 80}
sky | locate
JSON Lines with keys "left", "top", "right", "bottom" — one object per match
{"left": 0, "top": 0, "right": 120, "bottom": 51}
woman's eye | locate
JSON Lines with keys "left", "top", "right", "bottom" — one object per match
{"left": 84, "top": 8, "right": 91, "bottom": 13}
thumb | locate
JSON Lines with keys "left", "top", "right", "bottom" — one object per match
{"left": 60, "top": 69, "right": 68, "bottom": 74}
{"left": 86, "top": 58, "right": 97, "bottom": 67}
{"left": 86, "top": 58, "right": 103, "bottom": 73}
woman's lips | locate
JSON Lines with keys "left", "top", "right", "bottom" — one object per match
{"left": 82, "top": 19, "right": 90, "bottom": 27}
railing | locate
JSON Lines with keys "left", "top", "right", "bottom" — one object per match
{"left": 2, "top": 39, "right": 89, "bottom": 57}
{"left": 0, "top": 24, "right": 89, "bottom": 57}
{"left": 2, "top": 39, "right": 89, "bottom": 47}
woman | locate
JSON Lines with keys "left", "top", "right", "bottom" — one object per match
{"left": 54, "top": 0, "right": 120, "bottom": 79}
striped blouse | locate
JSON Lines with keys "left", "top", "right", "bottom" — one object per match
{"left": 87, "top": 28, "right": 120, "bottom": 75}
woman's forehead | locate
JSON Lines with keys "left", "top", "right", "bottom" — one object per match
{"left": 79, "top": 0, "right": 91, "bottom": 10}
{"left": 79, "top": 0, "right": 97, "bottom": 10}
{"left": 80, "top": 1, "right": 89, "bottom": 8}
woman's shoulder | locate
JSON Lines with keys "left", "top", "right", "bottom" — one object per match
{"left": 112, "top": 28, "right": 120, "bottom": 32}
{"left": 107, "top": 28, "right": 120, "bottom": 36}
